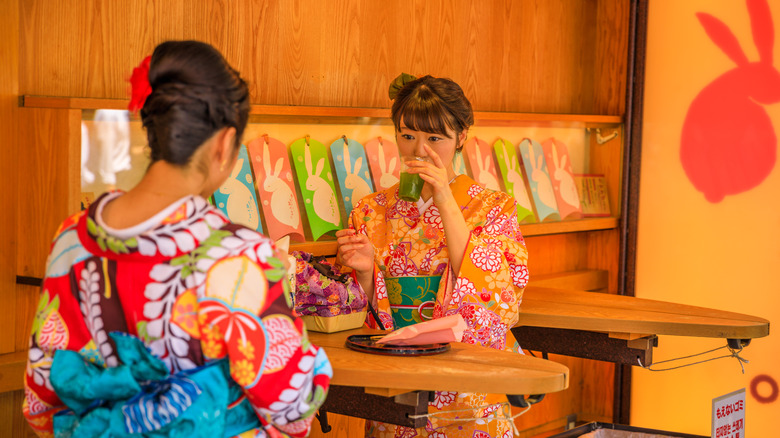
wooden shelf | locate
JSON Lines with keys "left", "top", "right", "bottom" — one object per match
{"left": 23, "top": 94, "right": 621, "bottom": 259}
{"left": 291, "top": 217, "right": 620, "bottom": 256}
{"left": 521, "top": 216, "right": 618, "bottom": 237}
{"left": 21, "top": 95, "right": 622, "bottom": 127}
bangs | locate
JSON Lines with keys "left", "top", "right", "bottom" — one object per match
{"left": 393, "top": 87, "right": 458, "bottom": 137}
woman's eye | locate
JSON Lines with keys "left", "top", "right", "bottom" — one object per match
{"left": 401, "top": 134, "right": 414, "bottom": 140}
{"left": 429, "top": 136, "right": 442, "bottom": 142}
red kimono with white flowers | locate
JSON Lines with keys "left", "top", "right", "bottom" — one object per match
{"left": 24, "top": 192, "right": 331, "bottom": 437}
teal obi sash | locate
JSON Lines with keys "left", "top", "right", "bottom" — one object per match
{"left": 50, "top": 332, "right": 261, "bottom": 437}
{"left": 385, "top": 275, "right": 441, "bottom": 329}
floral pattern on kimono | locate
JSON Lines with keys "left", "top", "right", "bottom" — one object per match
{"left": 350, "top": 175, "right": 528, "bottom": 438}
{"left": 23, "top": 191, "right": 331, "bottom": 438}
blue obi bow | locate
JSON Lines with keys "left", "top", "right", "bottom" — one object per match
{"left": 50, "top": 332, "right": 261, "bottom": 437}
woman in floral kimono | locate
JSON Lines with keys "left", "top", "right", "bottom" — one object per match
{"left": 337, "top": 74, "right": 529, "bottom": 438}
{"left": 24, "top": 41, "right": 331, "bottom": 437}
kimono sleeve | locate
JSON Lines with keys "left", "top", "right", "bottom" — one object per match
{"left": 198, "top": 239, "right": 332, "bottom": 437}
{"left": 447, "top": 195, "right": 529, "bottom": 350}
{"left": 23, "top": 279, "right": 73, "bottom": 436}
{"left": 348, "top": 199, "right": 395, "bottom": 331}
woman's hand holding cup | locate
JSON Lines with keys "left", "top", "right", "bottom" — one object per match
{"left": 402, "top": 144, "right": 456, "bottom": 207}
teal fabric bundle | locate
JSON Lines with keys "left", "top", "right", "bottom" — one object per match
{"left": 50, "top": 332, "right": 261, "bottom": 437}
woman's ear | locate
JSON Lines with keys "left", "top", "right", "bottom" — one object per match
{"left": 213, "top": 127, "right": 238, "bottom": 165}
{"left": 457, "top": 130, "right": 468, "bottom": 151}
{"left": 458, "top": 130, "right": 468, "bottom": 145}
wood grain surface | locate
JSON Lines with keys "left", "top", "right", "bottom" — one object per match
{"left": 0, "top": 0, "right": 20, "bottom": 355}
{"left": 310, "top": 328, "right": 569, "bottom": 396}
{"left": 17, "top": 108, "right": 81, "bottom": 279}
{"left": 519, "top": 286, "right": 770, "bottom": 339}
{"left": 19, "top": 0, "right": 629, "bottom": 115}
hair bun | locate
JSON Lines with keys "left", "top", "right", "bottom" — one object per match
{"left": 388, "top": 73, "right": 417, "bottom": 100}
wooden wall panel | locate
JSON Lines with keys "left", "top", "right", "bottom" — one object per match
{"left": 525, "top": 234, "right": 592, "bottom": 277}
{"left": 17, "top": 108, "right": 81, "bottom": 278}
{"left": 587, "top": 229, "right": 621, "bottom": 293}
{"left": 0, "top": 390, "right": 36, "bottom": 438}
{"left": 595, "top": 0, "right": 631, "bottom": 115}
{"left": 15, "top": 285, "right": 40, "bottom": 353}
{"left": 309, "top": 412, "right": 365, "bottom": 438}
{"left": 19, "top": 0, "right": 185, "bottom": 100}
{"left": 0, "top": 0, "right": 20, "bottom": 355}
{"left": 19, "top": 0, "right": 629, "bottom": 116}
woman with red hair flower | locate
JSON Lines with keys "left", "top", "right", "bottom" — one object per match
{"left": 23, "top": 40, "right": 330, "bottom": 438}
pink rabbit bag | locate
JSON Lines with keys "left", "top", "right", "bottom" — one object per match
{"left": 246, "top": 135, "right": 306, "bottom": 242}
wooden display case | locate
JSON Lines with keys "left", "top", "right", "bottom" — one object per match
{"left": 1, "top": 1, "right": 645, "bottom": 436}
{"left": 14, "top": 96, "right": 627, "bottom": 437}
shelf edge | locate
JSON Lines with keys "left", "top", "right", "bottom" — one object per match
{"left": 21, "top": 96, "right": 622, "bottom": 125}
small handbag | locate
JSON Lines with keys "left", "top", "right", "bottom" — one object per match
{"left": 292, "top": 251, "right": 368, "bottom": 332}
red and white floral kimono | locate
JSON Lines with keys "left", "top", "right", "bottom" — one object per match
{"left": 24, "top": 192, "right": 331, "bottom": 437}
{"left": 350, "top": 175, "right": 529, "bottom": 438}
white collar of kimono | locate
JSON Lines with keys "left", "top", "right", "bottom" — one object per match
{"left": 95, "top": 191, "right": 194, "bottom": 240}
{"left": 414, "top": 174, "right": 459, "bottom": 213}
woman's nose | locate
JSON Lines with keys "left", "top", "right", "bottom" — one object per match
{"left": 414, "top": 139, "right": 428, "bottom": 157}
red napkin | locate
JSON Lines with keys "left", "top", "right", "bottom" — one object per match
{"left": 375, "top": 314, "right": 467, "bottom": 345}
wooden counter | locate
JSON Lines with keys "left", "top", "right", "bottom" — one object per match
{"left": 518, "top": 286, "right": 769, "bottom": 339}
{"left": 511, "top": 286, "right": 770, "bottom": 366}
{"left": 309, "top": 327, "right": 569, "bottom": 396}
{"left": 309, "top": 327, "right": 569, "bottom": 429}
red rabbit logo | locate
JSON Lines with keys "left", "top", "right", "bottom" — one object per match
{"left": 680, "top": 0, "right": 779, "bottom": 202}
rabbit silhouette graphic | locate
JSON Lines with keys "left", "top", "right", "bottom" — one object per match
{"left": 528, "top": 142, "right": 557, "bottom": 209}
{"left": 681, "top": 0, "right": 779, "bottom": 202}
{"left": 305, "top": 145, "right": 340, "bottom": 227}
{"left": 342, "top": 141, "right": 373, "bottom": 206}
{"left": 377, "top": 141, "right": 399, "bottom": 189}
{"left": 499, "top": 139, "right": 533, "bottom": 211}
{"left": 262, "top": 142, "right": 300, "bottom": 228}
{"left": 218, "top": 156, "right": 260, "bottom": 230}
{"left": 549, "top": 142, "right": 580, "bottom": 208}
{"left": 468, "top": 138, "right": 500, "bottom": 191}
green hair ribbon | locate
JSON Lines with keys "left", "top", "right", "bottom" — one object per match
{"left": 388, "top": 73, "right": 417, "bottom": 100}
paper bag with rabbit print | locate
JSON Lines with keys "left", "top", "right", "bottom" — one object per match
{"left": 290, "top": 137, "right": 343, "bottom": 240}
{"left": 519, "top": 138, "right": 561, "bottom": 222}
{"left": 213, "top": 144, "right": 264, "bottom": 233}
{"left": 246, "top": 135, "right": 305, "bottom": 242}
{"left": 541, "top": 138, "right": 582, "bottom": 220}
{"left": 492, "top": 138, "right": 537, "bottom": 223}
{"left": 463, "top": 137, "right": 501, "bottom": 192}
{"left": 330, "top": 137, "right": 375, "bottom": 214}
{"left": 364, "top": 137, "right": 400, "bottom": 192}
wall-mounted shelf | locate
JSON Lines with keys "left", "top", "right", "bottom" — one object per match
{"left": 22, "top": 94, "right": 622, "bottom": 258}
{"left": 291, "top": 216, "right": 619, "bottom": 257}
{"left": 21, "top": 96, "right": 622, "bottom": 128}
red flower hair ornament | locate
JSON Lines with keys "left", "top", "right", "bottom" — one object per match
{"left": 128, "top": 55, "right": 152, "bottom": 114}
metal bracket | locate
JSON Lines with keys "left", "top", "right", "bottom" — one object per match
{"left": 586, "top": 127, "right": 619, "bottom": 144}
{"left": 727, "top": 338, "right": 751, "bottom": 349}
{"left": 507, "top": 393, "right": 546, "bottom": 408}
{"left": 318, "top": 385, "right": 429, "bottom": 428}
{"left": 511, "top": 326, "right": 657, "bottom": 366}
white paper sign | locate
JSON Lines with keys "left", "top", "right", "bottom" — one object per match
{"left": 712, "top": 388, "right": 745, "bottom": 438}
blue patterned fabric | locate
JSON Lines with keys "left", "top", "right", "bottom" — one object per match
{"left": 50, "top": 332, "right": 262, "bottom": 437}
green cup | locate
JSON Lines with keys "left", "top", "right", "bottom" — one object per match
{"left": 398, "top": 157, "right": 426, "bottom": 202}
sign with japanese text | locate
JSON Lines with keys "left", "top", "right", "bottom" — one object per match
{"left": 712, "top": 388, "right": 745, "bottom": 438}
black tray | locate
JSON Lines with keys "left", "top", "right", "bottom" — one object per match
{"left": 345, "top": 334, "right": 450, "bottom": 356}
